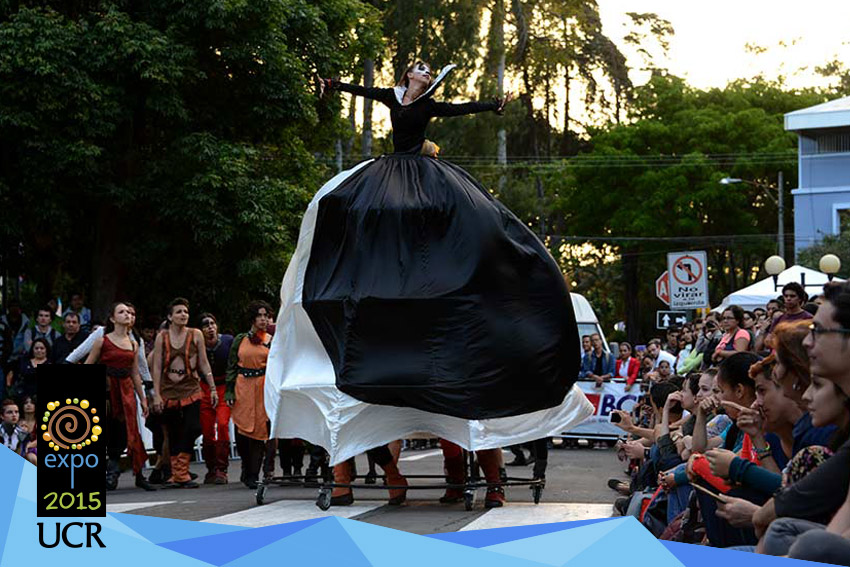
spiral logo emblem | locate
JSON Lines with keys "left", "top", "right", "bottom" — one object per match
{"left": 41, "top": 398, "right": 101, "bottom": 451}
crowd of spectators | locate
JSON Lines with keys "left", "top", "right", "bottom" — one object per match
{"left": 3, "top": 280, "right": 850, "bottom": 560}
{"left": 604, "top": 281, "right": 850, "bottom": 564}
{"left": 1, "top": 293, "right": 95, "bottom": 466}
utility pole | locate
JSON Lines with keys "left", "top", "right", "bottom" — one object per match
{"left": 778, "top": 171, "right": 785, "bottom": 260}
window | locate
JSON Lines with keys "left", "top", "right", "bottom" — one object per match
{"left": 834, "top": 203, "right": 850, "bottom": 236}
{"left": 839, "top": 208, "right": 850, "bottom": 235}
{"left": 815, "top": 132, "right": 850, "bottom": 154}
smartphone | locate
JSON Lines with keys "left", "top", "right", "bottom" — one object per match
{"left": 610, "top": 412, "right": 622, "bottom": 423}
{"left": 692, "top": 482, "right": 727, "bottom": 502}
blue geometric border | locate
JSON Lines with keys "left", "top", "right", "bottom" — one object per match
{"left": 0, "top": 446, "right": 820, "bottom": 566}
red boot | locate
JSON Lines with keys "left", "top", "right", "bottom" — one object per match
{"left": 215, "top": 440, "right": 230, "bottom": 484}
{"left": 202, "top": 442, "right": 216, "bottom": 484}
{"left": 478, "top": 449, "right": 505, "bottom": 508}
{"left": 331, "top": 459, "right": 354, "bottom": 506}
{"left": 439, "top": 440, "right": 466, "bottom": 503}
{"left": 380, "top": 460, "right": 408, "bottom": 505}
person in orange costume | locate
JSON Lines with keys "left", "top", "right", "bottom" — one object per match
{"left": 226, "top": 301, "right": 274, "bottom": 489}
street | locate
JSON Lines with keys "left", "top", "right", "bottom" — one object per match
{"left": 104, "top": 445, "right": 622, "bottom": 534}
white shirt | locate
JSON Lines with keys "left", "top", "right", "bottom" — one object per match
{"left": 65, "top": 326, "right": 151, "bottom": 382}
{"left": 653, "top": 349, "right": 676, "bottom": 370}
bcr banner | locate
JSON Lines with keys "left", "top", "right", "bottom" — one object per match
{"left": 560, "top": 380, "right": 640, "bottom": 439}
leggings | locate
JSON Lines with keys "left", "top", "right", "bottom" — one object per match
{"left": 163, "top": 400, "right": 202, "bottom": 454}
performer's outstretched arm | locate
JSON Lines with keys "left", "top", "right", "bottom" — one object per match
{"left": 321, "top": 78, "right": 394, "bottom": 105}
{"left": 430, "top": 100, "right": 500, "bottom": 117}
{"left": 431, "top": 92, "right": 512, "bottom": 117}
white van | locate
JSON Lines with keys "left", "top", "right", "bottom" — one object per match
{"left": 571, "top": 293, "right": 609, "bottom": 353}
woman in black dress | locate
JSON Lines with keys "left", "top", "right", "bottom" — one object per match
{"left": 266, "top": 61, "right": 591, "bottom": 503}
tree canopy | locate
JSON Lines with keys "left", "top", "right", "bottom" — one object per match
{"left": 0, "top": 0, "right": 381, "bottom": 325}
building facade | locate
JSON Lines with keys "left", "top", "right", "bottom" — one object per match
{"left": 785, "top": 96, "right": 850, "bottom": 255}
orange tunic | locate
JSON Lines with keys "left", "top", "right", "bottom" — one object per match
{"left": 230, "top": 337, "right": 269, "bottom": 441}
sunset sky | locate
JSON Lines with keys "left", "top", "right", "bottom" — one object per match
{"left": 599, "top": 0, "right": 850, "bottom": 89}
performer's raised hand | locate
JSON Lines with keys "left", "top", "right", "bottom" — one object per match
{"left": 316, "top": 74, "right": 327, "bottom": 98}
{"left": 496, "top": 91, "right": 515, "bottom": 114}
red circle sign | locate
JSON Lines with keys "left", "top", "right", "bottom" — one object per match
{"left": 672, "top": 255, "right": 703, "bottom": 286}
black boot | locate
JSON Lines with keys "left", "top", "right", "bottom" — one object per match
{"left": 105, "top": 459, "right": 121, "bottom": 491}
{"left": 135, "top": 473, "right": 157, "bottom": 491}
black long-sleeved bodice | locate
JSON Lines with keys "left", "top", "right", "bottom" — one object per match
{"left": 331, "top": 81, "right": 498, "bottom": 153}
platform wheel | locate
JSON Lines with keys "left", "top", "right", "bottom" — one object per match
{"left": 463, "top": 490, "right": 475, "bottom": 512}
{"left": 316, "top": 488, "right": 332, "bottom": 511}
{"left": 532, "top": 483, "right": 543, "bottom": 504}
{"left": 255, "top": 483, "right": 267, "bottom": 506}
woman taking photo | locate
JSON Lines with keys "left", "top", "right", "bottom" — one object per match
{"left": 85, "top": 302, "right": 154, "bottom": 491}
{"left": 712, "top": 305, "right": 751, "bottom": 363}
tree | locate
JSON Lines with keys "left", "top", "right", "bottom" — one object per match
{"left": 798, "top": 234, "right": 850, "bottom": 279}
{"left": 0, "top": 0, "right": 382, "bottom": 325}
{"left": 553, "top": 75, "right": 825, "bottom": 341}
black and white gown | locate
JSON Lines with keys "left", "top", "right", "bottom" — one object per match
{"left": 266, "top": 65, "right": 592, "bottom": 464}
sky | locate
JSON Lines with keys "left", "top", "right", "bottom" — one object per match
{"left": 598, "top": 0, "right": 850, "bottom": 90}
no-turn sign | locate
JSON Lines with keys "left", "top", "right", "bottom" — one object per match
{"left": 667, "top": 251, "right": 709, "bottom": 309}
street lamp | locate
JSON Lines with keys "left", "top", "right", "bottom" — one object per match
{"left": 765, "top": 255, "right": 786, "bottom": 290}
{"left": 720, "top": 172, "right": 785, "bottom": 259}
{"left": 820, "top": 254, "right": 842, "bottom": 282}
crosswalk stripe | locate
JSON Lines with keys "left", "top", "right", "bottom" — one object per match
{"left": 106, "top": 501, "right": 178, "bottom": 514}
{"left": 460, "top": 503, "right": 613, "bottom": 531}
{"left": 399, "top": 449, "right": 442, "bottom": 462}
{"left": 202, "top": 499, "right": 383, "bottom": 528}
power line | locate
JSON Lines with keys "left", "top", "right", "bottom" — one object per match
{"left": 546, "top": 233, "right": 801, "bottom": 242}
{"left": 315, "top": 151, "right": 798, "bottom": 169}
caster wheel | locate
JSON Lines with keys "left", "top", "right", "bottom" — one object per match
{"left": 532, "top": 484, "right": 543, "bottom": 504}
{"left": 316, "top": 488, "right": 332, "bottom": 511}
{"left": 463, "top": 491, "right": 475, "bottom": 512}
{"left": 256, "top": 483, "right": 266, "bottom": 506}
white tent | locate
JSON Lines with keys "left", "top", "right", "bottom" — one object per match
{"left": 716, "top": 265, "right": 845, "bottom": 311}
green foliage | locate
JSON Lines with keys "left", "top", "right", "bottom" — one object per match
{"left": 0, "top": 0, "right": 381, "bottom": 325}
{"left": 798, "top": 233, "right": 850, "bottom": 279}
{"left": 553, "top": 74, "right": 821, "bottom": 338}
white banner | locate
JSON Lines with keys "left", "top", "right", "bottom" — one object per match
{"left": 559, "top": 380, "right": 641, "bottom": 439}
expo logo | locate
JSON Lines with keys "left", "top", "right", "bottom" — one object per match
{"left": 37, "top": 396, "right": 105, "bottom": 548}
{"left": 41, "top": 398, "right": 102, "bottom": 489}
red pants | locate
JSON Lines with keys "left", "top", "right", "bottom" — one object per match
{"left": 200, "top": 382, "right": 230, "bottom": 443}
{"left": 108, "top": 377, "right": 147, "bottom": 475}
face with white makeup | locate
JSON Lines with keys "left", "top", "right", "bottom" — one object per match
{"left": 399, "top": 61, "right": 434, "bottom": 91}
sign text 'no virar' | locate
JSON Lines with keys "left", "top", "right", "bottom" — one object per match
{"left": 667, "top": 251, "right": 709, "bottom": 309}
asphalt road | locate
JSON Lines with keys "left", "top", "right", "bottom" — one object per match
{"left": 104, "top": 443, "right": 624, "bottom": 535}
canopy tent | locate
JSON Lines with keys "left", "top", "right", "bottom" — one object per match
{"left": 716, "top": 265, "right": 845, "bottom": 311}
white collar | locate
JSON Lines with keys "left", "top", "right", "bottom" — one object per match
{"left": 394, "top": 64, "right": 457, "bottom": 105}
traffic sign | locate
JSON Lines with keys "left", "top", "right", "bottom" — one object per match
{"left": 657, "top": 310, "right": 689, "bottom": 330}
{"left": 656, "top": 271, "right": 670, "bottom": 306}
{"left": 667, "top": 251, "right": 709, "bottom": 309}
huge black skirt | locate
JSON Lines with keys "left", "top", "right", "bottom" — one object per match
{"left": 302, "top": 154, "right": 580, "bottom": 420}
